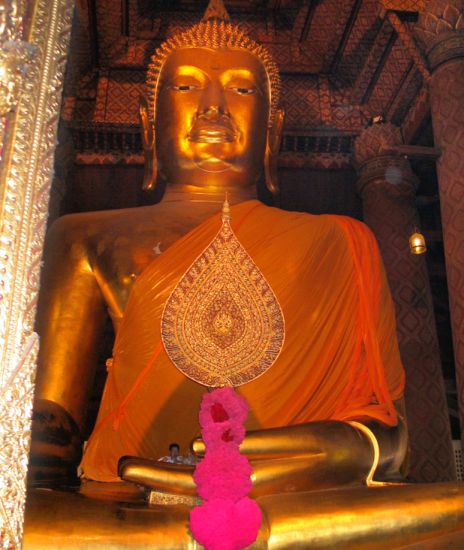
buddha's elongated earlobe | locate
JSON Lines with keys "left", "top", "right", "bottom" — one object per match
{"left": 264, "top": 108, "right": 284, "bottom": 195}
{"left": 139, "top": 94, "right": 158, "bottom": 191}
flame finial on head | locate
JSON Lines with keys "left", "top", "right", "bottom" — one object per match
{"left": 202, "top": 0, "right": 230, "bottom": 22}
{"left": 222, "top": 194, "right": 231, "bottom": 223}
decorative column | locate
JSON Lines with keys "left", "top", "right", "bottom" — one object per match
{"left": 415, "top": 1, "right": 464, "bottom": 449}
{"left": 354, "top": 123, "right": 455, "bottom": 482}
{"left": 0, "top": 0, "right": 74, "bottom": 547}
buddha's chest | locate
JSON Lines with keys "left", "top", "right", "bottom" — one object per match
{"left": 91, "top": 228, "right": 184, "bottom": 315}
{"left": 91, "top": 211, "right": 213, "bottom": 315}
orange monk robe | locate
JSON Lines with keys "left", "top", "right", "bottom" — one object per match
{"left": 81, "top": 201, "right": 405, "bottom": 482}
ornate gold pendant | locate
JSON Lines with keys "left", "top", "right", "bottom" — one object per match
{"left": 161, "top": 200, "right": 284, "bottom": 387}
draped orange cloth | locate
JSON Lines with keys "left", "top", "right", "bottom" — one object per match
{"left": 81, "top": 201, "right": 404, "bottom": 482}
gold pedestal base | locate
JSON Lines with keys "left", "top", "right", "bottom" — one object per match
{"left": 23, "top": 483, "right": 464, "bottom": 549}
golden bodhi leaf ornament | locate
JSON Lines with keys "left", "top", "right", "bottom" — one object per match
{"left": 161, "top": 200, "right": 285, "bottom": 388}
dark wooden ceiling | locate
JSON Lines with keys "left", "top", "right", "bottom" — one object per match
{"left": 65, "top": 0, "right": 429, "bottom": 144}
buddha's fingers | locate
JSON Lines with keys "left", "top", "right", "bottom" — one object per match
{"left": 118, "top": 456, "right": 196, "bottom": 495}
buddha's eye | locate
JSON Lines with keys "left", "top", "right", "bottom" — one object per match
{"left": 172, "top": 84, "right": 198, "bottom": 92}
{"left": 230, "top": 86, "right": 256, "bottom": 95}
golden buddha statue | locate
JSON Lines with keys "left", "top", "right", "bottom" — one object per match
{"left": 26, "top": 1, "right": 464, "bottom": 547}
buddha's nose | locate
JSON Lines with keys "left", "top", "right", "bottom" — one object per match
{"left": 199, "top": 81, "right": 228, "bottom": 119}
{"left": 203, "top": 105, "right": 222, "bottom": 119}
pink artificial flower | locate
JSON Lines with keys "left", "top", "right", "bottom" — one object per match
{"left": 190, "top": 497, "right": 262, "bottom": 550}
{"left": 201, "top": 422, "right": 246, "bottom": 449}
{"left": 190, "top": 387, "right": 261, "bottom": 550}
{"left": 199, "top": 387, "right": 248, "bottom": 429}
{"left": 194, "top": 448, "right": 252, "bottom": 501}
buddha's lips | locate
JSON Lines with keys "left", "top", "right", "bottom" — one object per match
{"left": 188, "top": 119, "right": 237, "bottom": 143}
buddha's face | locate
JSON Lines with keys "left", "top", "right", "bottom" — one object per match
{"left": 154, "top": 47, "right": 270, "bottom": 191}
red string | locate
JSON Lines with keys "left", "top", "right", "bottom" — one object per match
{"left": 91, "top": 341, "right": 164, "bottom": 437}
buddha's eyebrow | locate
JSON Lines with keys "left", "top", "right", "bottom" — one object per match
{"left": 170, "top": 65, "right": 208, "bottom": 78}
{"left": 169, "top": 66, "right": 260, "bottom": 81}
{"left": 220, "top": 68, "right": 257, "bottom": 80}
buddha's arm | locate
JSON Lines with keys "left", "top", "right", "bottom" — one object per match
{"left": 31, "top": 216, "right": 107, "bottom": 478}
{"left": 235, "top": 401, "right": 408, "bottom": 480}
{"left": 120, "top": 412, "right": 407, "bottom": 496}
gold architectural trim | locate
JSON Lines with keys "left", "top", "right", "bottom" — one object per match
{"left": 148, "top": 490, "right": 201, "bottom": 507}
{"left": 0, "top": 0, "right": 74, "bottom": 546}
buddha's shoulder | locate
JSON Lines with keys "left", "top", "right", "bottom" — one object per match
{"left": 46, "top": 204, "right": 162, "bottom": 245}
{"left": 261, "top": 205, "right": 369, "bottom": 234}
{"left": 321, "top": 213, "right": 374, "bottom": 239}
{"left": 258, "top": 207, "right": 375, "bottom": 256}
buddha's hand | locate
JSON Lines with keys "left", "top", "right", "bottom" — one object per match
{"left": 28, "top": 399, "right": 82, "bottom": 487}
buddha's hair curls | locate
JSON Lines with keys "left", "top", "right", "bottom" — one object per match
{"left": 146, "top": 19, "right": 281, "bottom": 127}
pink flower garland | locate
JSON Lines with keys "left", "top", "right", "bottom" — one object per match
{"left": 190, "top": 387, "right": 262, "bottom": 550}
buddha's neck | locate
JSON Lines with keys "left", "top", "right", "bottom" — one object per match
{"left": 162, "top": 184, "right": 257, "bottom": 206}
